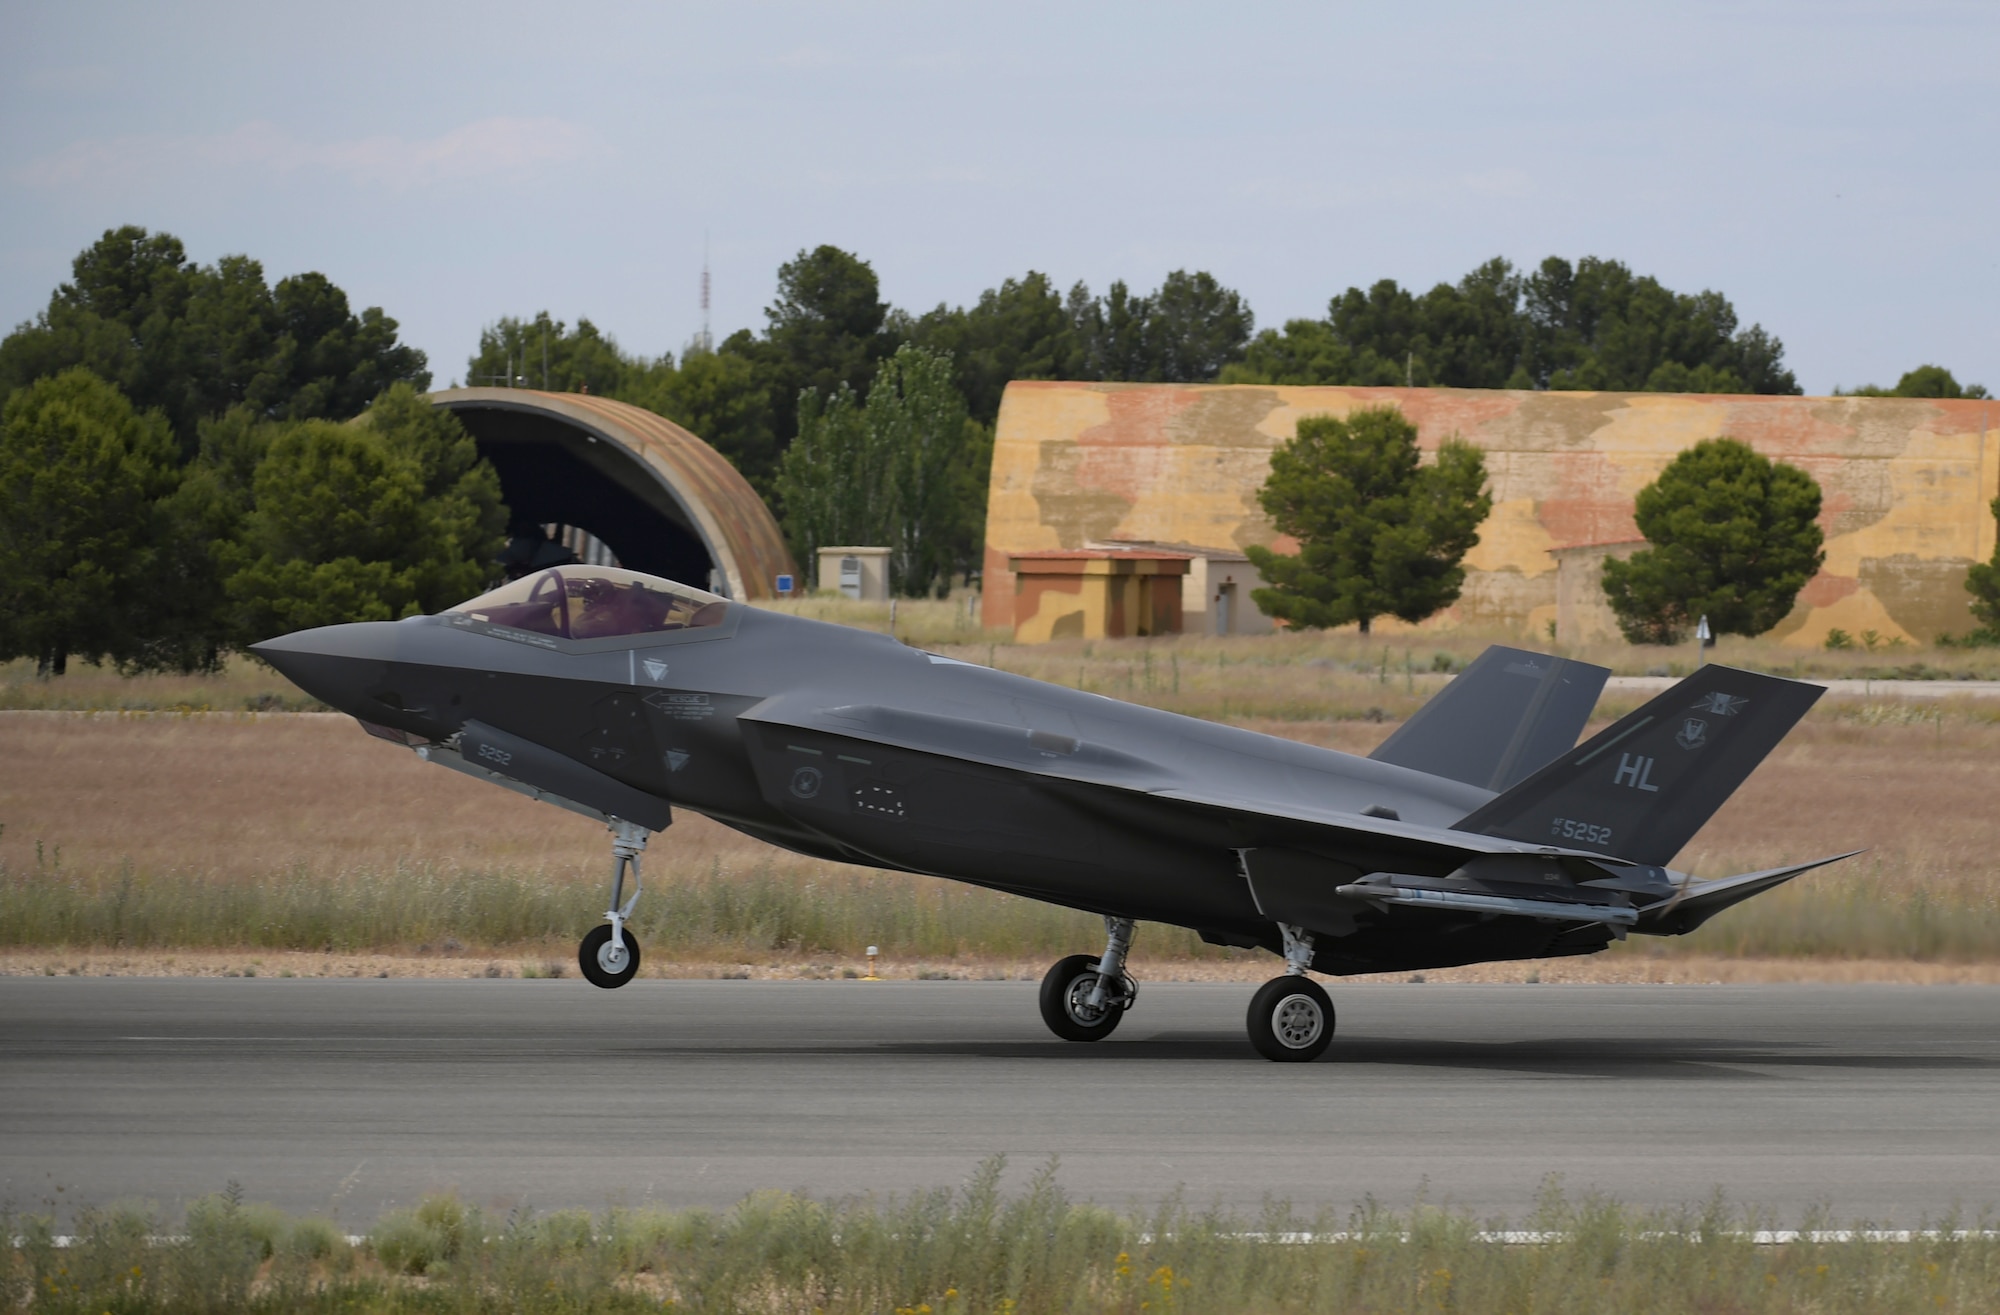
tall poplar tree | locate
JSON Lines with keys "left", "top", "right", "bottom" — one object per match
{"left": 776, "top": 345, "right": 982, "bottom": 597}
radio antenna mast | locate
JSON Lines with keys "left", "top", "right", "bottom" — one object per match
{"left": 698, "top": 232, "right": 712, "bottom": 355}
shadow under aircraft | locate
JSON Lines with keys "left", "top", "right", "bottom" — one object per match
{"left": 255, "top": 565, "right": 1852, "bottom": 1061}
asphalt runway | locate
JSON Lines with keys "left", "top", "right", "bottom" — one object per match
{"left": 4, "top": 978, "right": 1998, "bottom": 1227}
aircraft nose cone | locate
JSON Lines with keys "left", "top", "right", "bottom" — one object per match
{"left": 249, "top": 623, "right": 398, "bottom": 716}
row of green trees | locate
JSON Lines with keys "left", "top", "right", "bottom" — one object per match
{"left": 0, "top": 228, "right": 499, "bottom": 675}
{"left": 1835, "top": 364, "right": 1990, "bottom": 399}
{"left": 0, "top": 371, "right": 501, "bottom": 676}
{"left": 1225, "top": 256, "right": 1803, "bottom": 394}
{"left": 6, "top": 225, "right": 1993, "bottom": 673}
{"left": 0, "top": 227, "right": 430, "bottom": 457}
{"left": 463, "top": 248, "right": 1842, "bottom": 596}
{"left": 464, "top": 252, "right": 1258, "bottom": 497}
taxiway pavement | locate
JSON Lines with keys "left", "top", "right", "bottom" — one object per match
{"left": 3, "top": 978, "right": 1995, "bottom": 1226}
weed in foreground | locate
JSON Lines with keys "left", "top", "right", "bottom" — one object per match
{"left": 7, "top": 1162, "right": 2000, "bottom": 1313}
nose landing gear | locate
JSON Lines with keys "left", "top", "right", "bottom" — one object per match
{"left": 579, "top": 818, "right": 649, "bottom": 989}
{"left": 1039, "top": 916, "right": 1138, "bottom": 1041}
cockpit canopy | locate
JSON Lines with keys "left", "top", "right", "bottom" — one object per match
{"left": 448, "top": 566, "right": 728, "bottom": 641}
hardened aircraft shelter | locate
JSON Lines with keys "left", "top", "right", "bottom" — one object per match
{"left": 983, "top": 383, "right": 2000, "bottom": 645}
{"left": 430, "top": 387, "right": 794, "bottom": 600}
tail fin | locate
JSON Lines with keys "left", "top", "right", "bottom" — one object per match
{"left": 1370, "top": 646, "right": 1610, "bottom": 791}
{"left": 1451, "top": 664, "right": 1822, "bottom": 866}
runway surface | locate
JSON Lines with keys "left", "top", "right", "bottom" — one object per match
{"left": 4, "top": 978, "right": 1997, "bottom": 1227}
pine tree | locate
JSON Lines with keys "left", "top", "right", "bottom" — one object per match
{"left": 1246, "top": 406, "right": 1491, "bottom": 634}
{"left": 1602, "top": 437, "right": 1825, "bottom": 644}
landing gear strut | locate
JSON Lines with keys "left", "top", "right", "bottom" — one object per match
{"left": 579, "top": 818, "right": 648, "bottom": 989}
{"left": 1039, "top": 916, "right": 1138, "bottom": 1042}
{"left": 1246, "top": 922, "right": 1333, "bottom": 1062}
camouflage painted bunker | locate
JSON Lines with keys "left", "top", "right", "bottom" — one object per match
{"left": 981, "top": 382, "right": 2000, "bottom": 645}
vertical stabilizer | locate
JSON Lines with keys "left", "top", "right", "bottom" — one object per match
{"left": 1369, "top": 646, "right": 1610, "bottom": 791}
{"left": 1451, "top": 665, "right": 1822, "bottom": 866}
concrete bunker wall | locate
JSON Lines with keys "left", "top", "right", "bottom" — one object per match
{"left": 983, "top": 382, "right": 2000, "bottom": 646}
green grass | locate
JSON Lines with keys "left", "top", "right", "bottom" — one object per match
{"left": 9, "top": 1163, "right": 1999, "bottom": 1313}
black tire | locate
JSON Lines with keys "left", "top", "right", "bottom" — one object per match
{"left": 1246, "top": 975, "right": 1334, "bottom": 1062}
{"left": 579, "top": 924, "right": 641, "bottom": 989}
{"left": 1038, "top": 954, "right": 1128, "bottom": 1042}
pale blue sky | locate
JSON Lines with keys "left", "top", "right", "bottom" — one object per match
{"left": 4, "top": 1, "right": 1994, "bottom": 394}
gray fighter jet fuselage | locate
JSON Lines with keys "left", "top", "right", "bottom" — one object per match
{"left": 255, "top": 565, "right": 1849, "bottom": 1061}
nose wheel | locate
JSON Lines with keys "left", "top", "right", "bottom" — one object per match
{"left": 580, "top": 922, "right": 642, "bottom": 988}
{"left": 580, "top": 818, "right": 650, "bottom": 990}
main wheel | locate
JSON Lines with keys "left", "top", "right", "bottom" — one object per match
{"left": 1038, "top": 954, "right": 1128, "bottom": 1042}
{"left": 1246, "top": 975, "right": 1333, "bottom": 1062}
{"left": 579, "top": 924, "right": 641, "bottom": 989}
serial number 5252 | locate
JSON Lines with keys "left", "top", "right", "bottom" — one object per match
{"left": 1550, "top": 817, "right": 1613, "bottom": 846}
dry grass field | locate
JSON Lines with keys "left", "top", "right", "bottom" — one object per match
{"left": 6, "top": 592, "right": 1996, "bottom": 978}
{"left": 4, "top": 670, "right": 1997, "bottom": 978}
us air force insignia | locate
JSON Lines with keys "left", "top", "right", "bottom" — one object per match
{"left": 1692, "top": 692, "right": 1746, "bottom": 716}
{"left": 1675, "top": 717, "right": 1709, "bottom": 750}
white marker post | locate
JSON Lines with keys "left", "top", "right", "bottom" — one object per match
{"left": 1696, "top": 614, "right": 1712, "bottom": 668}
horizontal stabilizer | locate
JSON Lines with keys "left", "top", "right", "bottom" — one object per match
{"left": 1451, "top": 665, "right": 1822, "bottom": 867}
{"left": 1634, "top": 852, "right": 1861, "bottom": 936}
{"left": 1370, "top": 646, "right": 1609, "bottom": 791}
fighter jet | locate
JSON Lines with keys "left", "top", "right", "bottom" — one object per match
{"left": 253, "top": 564, "right": 1850, "bottom": 1061}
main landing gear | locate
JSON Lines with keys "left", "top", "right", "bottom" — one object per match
{"left": 1245, "top": 923, "right": 1333, "bottom": 1062}
{"left": 579, "top": 818, "right": 648, "bottom": 989}
{"left": 1037, "top": 918, "right": 1336, "bottom": 1062}
{"left": 1039, "top": 917, "right": 1138, "bottom": 1041}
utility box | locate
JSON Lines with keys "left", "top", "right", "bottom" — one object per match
{"left": 816, "top": 546, "right": 891, "bottom": 601}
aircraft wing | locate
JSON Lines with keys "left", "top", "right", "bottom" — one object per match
{"left": 742, "top": 666, "right": 1842, "bottom": 954}
{"left": 740, "top": 691, "right": 1639, "bottom": 868}
{"left": 745, "top": 661, "right": 1826, "bottom": 882}
{"left": 1136, "top": 782, "right": 1644, "bottom": 864}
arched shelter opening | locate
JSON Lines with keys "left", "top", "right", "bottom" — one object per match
{"left": 430, "top": 388, "right": 794, "bottom": 600}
